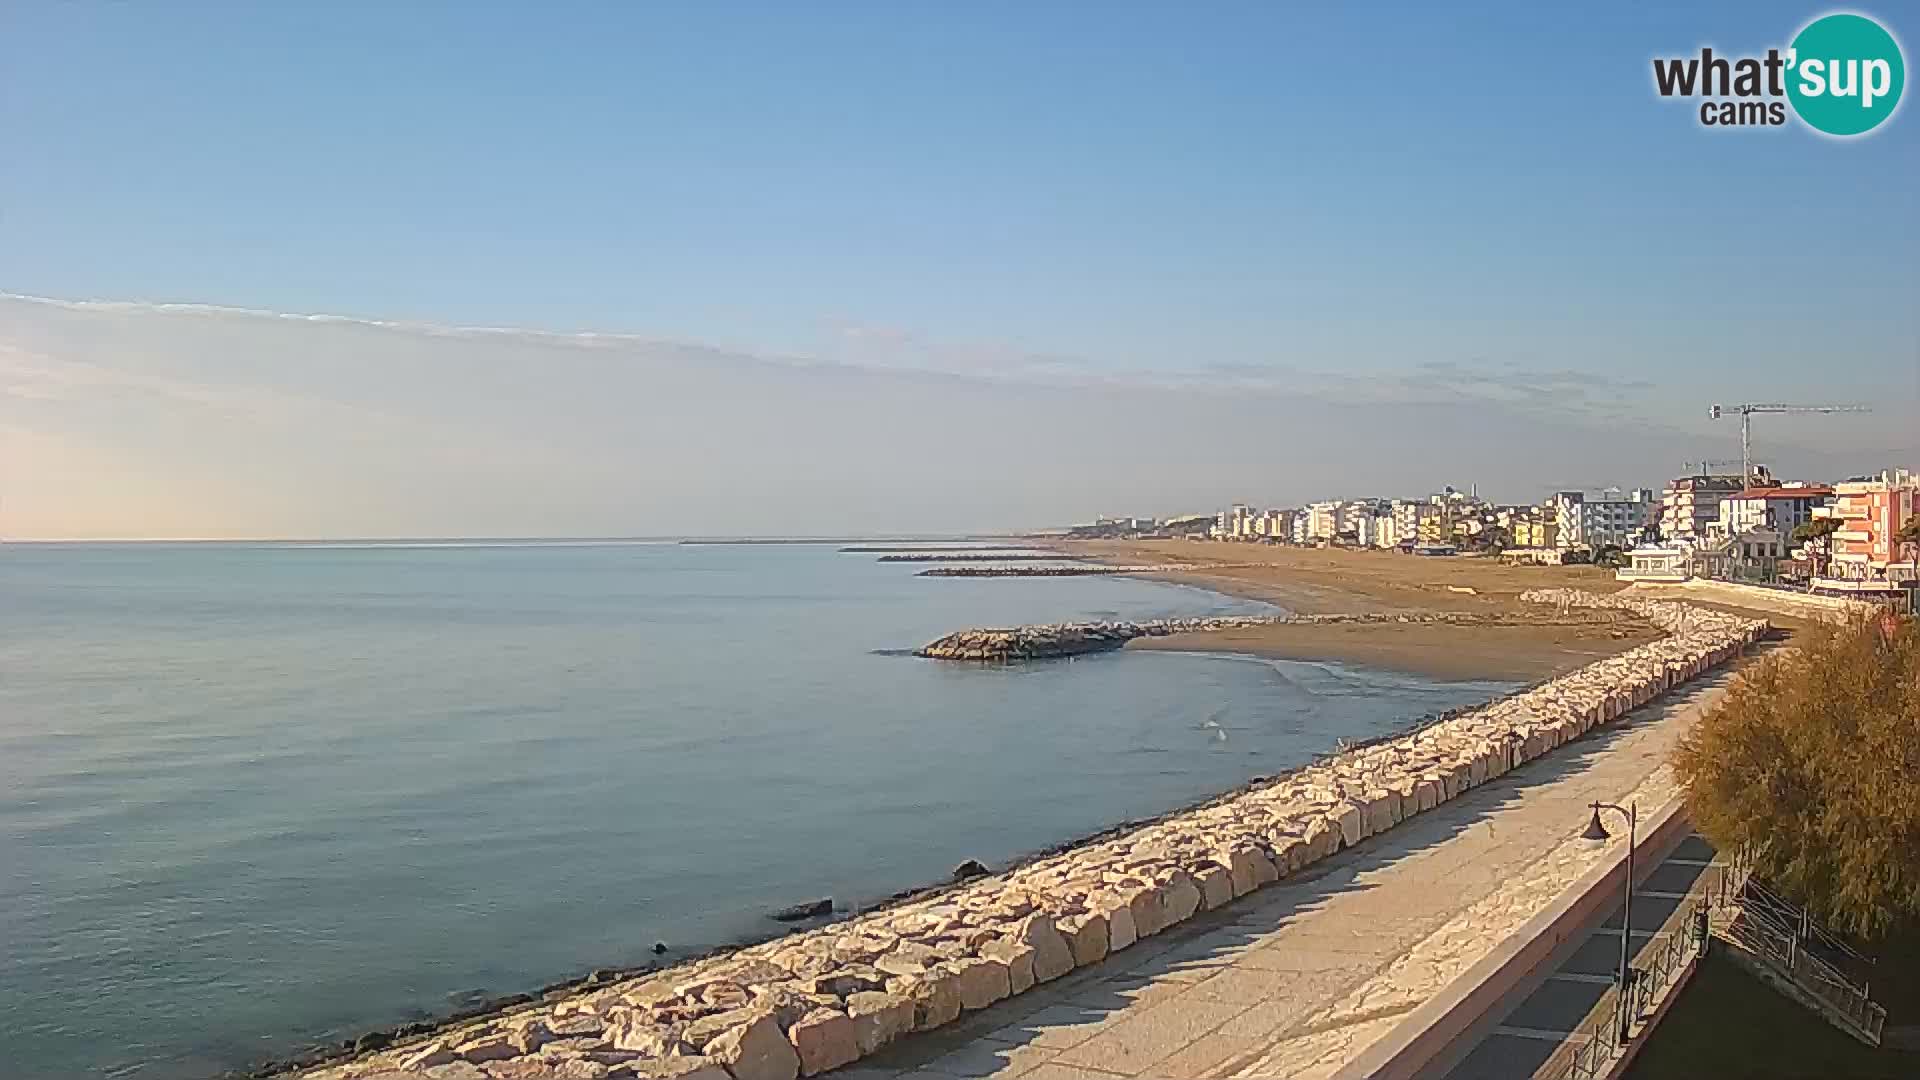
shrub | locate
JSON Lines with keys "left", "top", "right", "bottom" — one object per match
{"left": 1673, "top": 612, "right": 1920, "bottom": 938}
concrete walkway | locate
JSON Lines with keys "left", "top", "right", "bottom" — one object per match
{"left": 1441, "top": 832, "right": 1719, "bottom": 1079}
{"left": 827, "top": 669, "right": 1739, "bottom": 1080}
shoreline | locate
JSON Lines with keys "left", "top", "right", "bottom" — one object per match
{"left": 256, "top": 676, "right": 1526, "bottom": 1080}
{"left": 244, "top": 568, "right": 1534, "bottom": 1078}
{"left": 291, "top": 591, "right": 1770, "bottom": 1080}
{"left": 262, "top": 666, "right": 1542, "bottom": 1080}
{"left": 251, "top": 558, "right": 1644, "bottom": 1078}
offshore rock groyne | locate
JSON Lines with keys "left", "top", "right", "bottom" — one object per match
{"left": 913, "top": 610, "right": 1630, "bottom": 662}
{"left": 298, "top": 591, "right": 1765, "bottom": 1080}
{"left": 915, "top": 616, "right": 1284, "bottom": 660}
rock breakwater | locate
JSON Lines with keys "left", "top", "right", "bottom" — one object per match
{"left": 915, "top": 616, "right": 1285, "bottom": 659}
{"left": 301, "top": 591, "right": 1765, "bottom": 1080}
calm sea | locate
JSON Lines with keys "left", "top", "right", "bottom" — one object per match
{"left": 0, "top": 542, "right": 1513, "bottom": 1080}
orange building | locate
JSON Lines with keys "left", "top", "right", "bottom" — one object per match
{"left": 1811, "top": 468, "right": 1920, "bottom": 584}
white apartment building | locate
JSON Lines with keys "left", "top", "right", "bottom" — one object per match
{"left": 1710, "top": 484, "right": 1833, "bottom": 539}
{"left": 1352, "top": 514, "right": 1375, "bottom": 547}
{"left": 1550, "top": 488, "right": 1658, "bottom": 550}
{"left": 1262, "top": 508, "right": 1292, "bottom": 539}
{"left": 1660, "top": 475, "right": 1746, "bottom": 545}
{"left": 1306, "top": 501, "right": 1339, "bottom": 541}
{"left": 1373, "top": 513, "right": 1400, "bottom": 548}
{"left": 1390, "top": 501, "right": 1421, "bottom": 544}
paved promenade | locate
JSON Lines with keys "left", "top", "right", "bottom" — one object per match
{"left": 829, "top": 670, "right": 1737, "bottom": 1080}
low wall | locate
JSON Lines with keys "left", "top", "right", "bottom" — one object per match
{"left": 1331, "top": 797, "right": 1694, "bottom": 1080}
{"left": 1616, "top": 579, "right": 1878, "bottom": 622}
{"left": 306, "top": 593, "right": 1768, "bottom": 1080}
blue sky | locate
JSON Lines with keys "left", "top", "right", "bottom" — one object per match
{"left": 1, "top": 3, "right": 1915, "bottom": 536}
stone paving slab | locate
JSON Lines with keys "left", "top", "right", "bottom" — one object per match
{"left": 832, "top": 671, "right": 1736, "bottom": 1080}
{"left": 1439, "top": 832, "right": 1722, "bottom": 1080}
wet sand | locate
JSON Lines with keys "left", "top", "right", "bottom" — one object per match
{"left": 1131, "top": 620, "right": 1663, "bottom": 682}
{"left": 1069, "top": 539, "right": 1661, "bottom": 681}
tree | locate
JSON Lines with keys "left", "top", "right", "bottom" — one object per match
{"left": 1672, "top": 613, "right": 1920, "bottom": 938}
{"left": 1791, "top": 517, "right": 1842, "bottom": 577}
{"left": 1896, "top": 513, "right": 1920, "bottom": 569}
{"left": 1468, "top": 524, "right": 1512, "bottom": 553}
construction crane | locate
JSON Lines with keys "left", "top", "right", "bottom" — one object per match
{"left": 1710, "top": 403, "right": 1872, "bottom": 482}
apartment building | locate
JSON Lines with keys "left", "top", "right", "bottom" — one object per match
{"left": 1659, "top": 475, "right": 1744, "bottom": 545}
{"left": 1551, "top": 487, "right": 1658, "bottom": 550}
{"left": 1305, "top": 501, "right": 1339, "bottom": 542}
{"left": 1373, "top": 513, "right": 1401, "bottom": 549}
{"left": 1510, "top": 512, "right": 1559, "bottom": 549}
{"left": 1710, "top": 484, "right": 1833, "bottom": 538}
{"left": 1812, "top": 469, "right": 1920, "bottom": 583}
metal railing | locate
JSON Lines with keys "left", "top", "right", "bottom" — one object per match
{"left": 1717, "top": 876, "right": 1887, "bottom": 1043}
{"left": 1537, "top": 859, "right": 1737, "bottom": 1079}
{"left": 1540, "top": 849, "right": 1886, "bottom": 1079}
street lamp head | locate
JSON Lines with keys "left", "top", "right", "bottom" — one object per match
{"left": 1581, "top": 808, "right": 1611, "bottom": 843}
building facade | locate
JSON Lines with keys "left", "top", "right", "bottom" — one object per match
{"left": 1812, "top": 469, "right": 1920, "bottom": 584}
{"left": 1551, "top": 488, "right": 1658, "bottom": 550}
{"left": 1373, "top": 513, "right": 1400, "bottom": 549}
{"left": 1659, "top": 475, "right": 1744, "bottom": 545}
{"left": 1305, "top": 501, "right": 1338, "bottom": 542}
{"left": 1710, "top": 484, "right": 1832, "bottom": 539}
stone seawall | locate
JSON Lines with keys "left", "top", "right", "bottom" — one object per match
{"left": 301, "top": 592, "right": 1766, "bottom": 1080}
{"left": 1619, "top": 579, "right": 1885, "bottom": 622}
{"left": 914, "top": 610, "right": 1631, "bottom": 661}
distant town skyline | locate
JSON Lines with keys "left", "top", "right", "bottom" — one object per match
{"left": 2, "top": 3, "right": 1915, "bottom": 537}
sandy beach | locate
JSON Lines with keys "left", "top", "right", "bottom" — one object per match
{"left": 1066, "top": 540, "right": 1665, "bottom": 681}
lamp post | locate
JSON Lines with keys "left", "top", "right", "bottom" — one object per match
{"left": 1583, "top": 800, "right": 1638, "bottom": 1044}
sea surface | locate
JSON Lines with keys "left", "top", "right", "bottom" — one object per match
{"left": 0, "top": 542, "right": 1515, "bottom": 1080}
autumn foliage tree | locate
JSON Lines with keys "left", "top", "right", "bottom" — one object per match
{"left": 1673, "top": 612, "right": 1920, "bottom": 938}
{"left": 1790, "top": 516, "right": 1843, "bottom": 577}
{"left": 1896, "top": 513, "right": 1920, "bottom": 567}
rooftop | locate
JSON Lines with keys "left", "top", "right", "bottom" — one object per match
{"left": 1731, "top": 486, "right": 1834, "bottom": 500}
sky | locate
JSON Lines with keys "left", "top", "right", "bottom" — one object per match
{"left": 1, "top": 2, "right": 1916, "bottom": 538}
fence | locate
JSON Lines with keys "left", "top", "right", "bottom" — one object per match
{"left": 1537, "top": 856, "right": 1744, "bottom": 1079}
{"left": 1540, "top": 850, "right": 1885, "bottom": 1079}
{"left": 1717, "top": 876, "right": 1887, "bottom": 1043}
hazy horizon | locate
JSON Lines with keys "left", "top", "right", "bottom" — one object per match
{"left": 3, "top": 290, "right": 1914, "bottom": 541}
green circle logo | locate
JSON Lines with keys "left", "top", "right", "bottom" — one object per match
{"left": 1787, "top": 13, "right": 1905, "bottom": 136}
